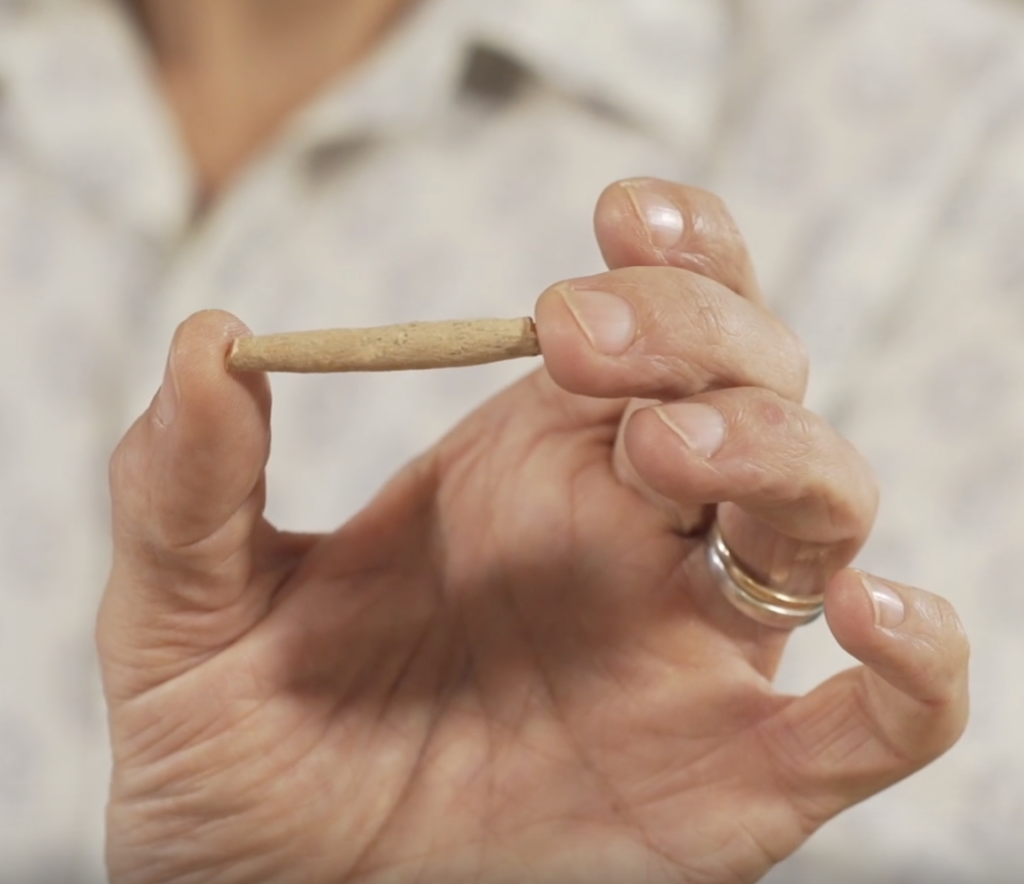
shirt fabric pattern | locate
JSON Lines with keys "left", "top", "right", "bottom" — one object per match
{"left": 0, "top": 0, "right": 1023, "bottom": 880}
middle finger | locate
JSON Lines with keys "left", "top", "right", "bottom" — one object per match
{"left": 536, "top": 266, "right": 809, "bottom": 405}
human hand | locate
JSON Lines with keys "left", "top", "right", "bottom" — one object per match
{"left": 99, "top": 179, "right": 968, "bottom": 884}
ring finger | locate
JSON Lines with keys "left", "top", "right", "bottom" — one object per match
{"left": 622, "top": 386, "right": 879, "bottom": 633}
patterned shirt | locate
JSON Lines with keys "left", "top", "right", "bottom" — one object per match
{"left": 1, "top": 0, "right": 1023, "bottom": 880}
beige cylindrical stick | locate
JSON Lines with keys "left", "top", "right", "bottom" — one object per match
{"left": 227, "top": 317, "right": 540, "bottom": 373}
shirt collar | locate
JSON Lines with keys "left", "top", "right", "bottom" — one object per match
{"left": 0, "top": 0, "right": 193, "bottom": 242}
{"left": 286, "top": 0, "right": 731, "bottom": 160}
{"left": 0, "top": 0, "right": 730, "bottom": 239}
{"left": 468, "top": 0, "right": 731, "bottom": 157}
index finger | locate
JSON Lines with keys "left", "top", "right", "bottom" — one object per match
{"left": 594, "top": 178, "right": 764, "bottom": 303}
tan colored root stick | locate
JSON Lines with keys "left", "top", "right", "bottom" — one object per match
{"left": 227, "top": 317, "right": 540, "bottom": 373}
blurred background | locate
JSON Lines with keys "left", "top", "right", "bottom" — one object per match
{"left": 2, "top": 0, "right": 1024, "bottom": 880}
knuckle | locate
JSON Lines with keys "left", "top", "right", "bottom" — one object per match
{"left": 682, "top": 277, "right": 735, "bottom": 350}
{"left": 783, "top": 326, "right": 811, "bottom": 394}
{"left": 796, "top": 411, "right": 877, "bottom": 531}
{"left": 826, "top": 445, "right": 879, "bottom": 538}
{"left": 820, "top": 490, "right": 872, "bottom": 542}
{"left": 733, "top": 393, "right": 879, "bottom": 541}
{"left": 751, "top": 319, "right": 810, "bottom": 401}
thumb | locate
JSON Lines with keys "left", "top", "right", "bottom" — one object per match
{"left": 758, "top": 569, "right": 970, "bottom": 829}
{"left": 99, "top": 310, "right": 274, "bottom": 701}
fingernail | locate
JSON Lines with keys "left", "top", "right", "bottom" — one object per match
{"left": 656, "top": 403, "right": 726, "bottom": 458}
{"left": 862, "top": 574, "right": 906, "bottom": 630}
{"left": 154, "top": 346, "right": 178, "bottom": 428}
{"left": 561, "top": 288, "right": 637, "bottom": 356}
{"left": 626, "top": 185, "right": 685, "bottom": 251}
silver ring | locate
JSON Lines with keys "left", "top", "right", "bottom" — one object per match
{"left": 705, "top": 522, "right": 824, "bottom": 629}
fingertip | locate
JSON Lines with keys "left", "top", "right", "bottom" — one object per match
{"left": 534, "top": 282, "right": 604, "bottom": 396}
{"left": 170, "top": 308, "right": 265, "bottom": 393}
{"left": 593, "top": 178, "right": 763, "bottom": 302}
{"left": 167, "top": 308, "right": 271, "bottom": 445}
{"left": 823, "top": 569, "right": 889, "bottom": 654}
{"left": 158, "top": 310, "right": 270, "bottom": 436}
{"left": 593, "top": 178, "right": 660, "bottom": 269}
{"left": 825, "top": 569, "right": 970, "bottom": 710}
{"left": 620, "top": 403, "right": 705, "bottom": 495}
{"left": 825, "top": 569, "right": 902, "bottom": 636}
{"left": 862, "top": 573, "right": 909, "bottom": 630}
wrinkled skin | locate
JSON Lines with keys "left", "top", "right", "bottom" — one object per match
{"left": 99, "top": 180, "right": 969, "bottom": 884}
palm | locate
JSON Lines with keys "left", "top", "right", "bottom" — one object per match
{"left": 110, "top": 371, "right": 799, "bottom": 884}
{"left": 104, "top": 182, "right": 968, "bottom": 883}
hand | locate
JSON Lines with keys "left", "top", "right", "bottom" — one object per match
{"left": 99, "top": 179, "right": 968, "bottom": 884}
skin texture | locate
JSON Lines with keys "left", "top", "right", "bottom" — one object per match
{"left": 99, "top": 179, "right": 969, "bottom": 884}
{"left": 129, "top": 0, "right": 418, "bottom": 199}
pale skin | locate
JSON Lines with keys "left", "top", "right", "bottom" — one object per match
{"left": 129, "top": 0, "right": 419, "bottom": 199}
{"left": 100, "top": 5, "right": 971, "bottom": 883}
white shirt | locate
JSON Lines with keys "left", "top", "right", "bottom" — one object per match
{"left": 1, "top": 0, "right": 1024, "bottom": 880}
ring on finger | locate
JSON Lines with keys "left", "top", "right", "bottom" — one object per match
{"left": 705, "top": 521, "right": 824, "bottom": 629}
